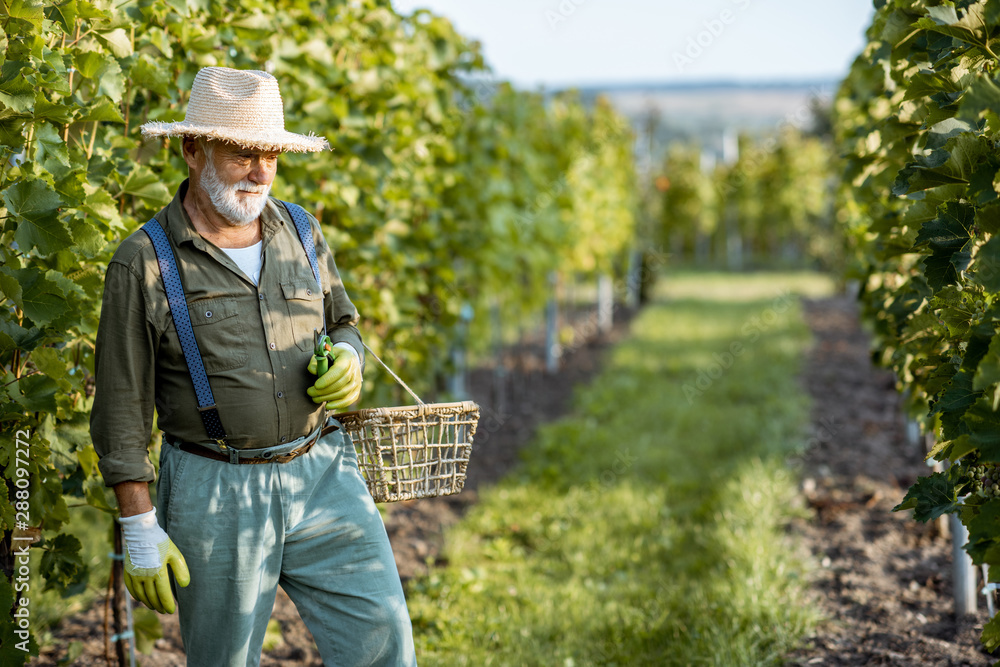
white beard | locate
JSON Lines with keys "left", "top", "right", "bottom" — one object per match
{"left": 200, "top": 157, "right": 271, "bottom": 226}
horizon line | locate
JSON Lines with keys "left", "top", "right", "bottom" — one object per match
{"left": 499, "top": 76, "right": 843, "bottom": 93}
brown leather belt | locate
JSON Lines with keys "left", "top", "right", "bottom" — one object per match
{"left": 178, "top": 420, "right": 341, "bottom": 465}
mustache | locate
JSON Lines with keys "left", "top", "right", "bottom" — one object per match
{"left": 235, "top": 181, "right": 269, "bottom": 194}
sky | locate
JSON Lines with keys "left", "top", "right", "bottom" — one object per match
{"left": 391, "top": 0, "right": 876, "bottom": 89}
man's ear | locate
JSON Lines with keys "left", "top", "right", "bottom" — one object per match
{"left": 181, "top": 137, "right": 201, "bottom": 170}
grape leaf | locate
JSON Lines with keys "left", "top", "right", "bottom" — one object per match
{"left": 77, "top": 97, "right": 123, "bottom": 123}
{"left": 12, "top": 211, "right": 72, "bottom": 257}
{"left": 916, "top": 3, "right": 991, "bottom": 46}
{"left": 953, "top": 398, "right": 1000, "bottom": 462}
{"left": 39, "top": 533, "right": 87, "bottom": 593}
{"left": 118, "top": 165, "right": 171, "bottom": 205}
{"left": 893, "top": 471, "right": 960, "bottom": 521}
{"left": 33, "top": 122, "right": 69, "bottom": 167}
{"left": 13, "top": 268, "right": 70, "bottom": 326}
{"left": 30, "top": 347, "right": 66, "bottom": 380}
{"left": 0, "top": 331, "right": 16, "bottom": 358}
{"left": 32, "top": 95, "right": 74, "bottom": 124}
{"left": 73, "top": 51, "right": 110, "bottom": 80}
{"left": 98, "top": 56, "right": 124, "bottom": 103}
{"left": 97, "top": 28, "right": 132, "bottom": 58}
{"left": 3, "top": 179, "right": 73, "bottom": 255}
{"left": 967, "top": 155, "right": 1000, "bottom": 204}
{"left": 5, "top": 0, "right": 44, "bottom": 24}
{"left": 0, "top": 61, "right": 34, "bottom": 113}
{"left": 976, "top": 201, "right": 1000, "bottom": 234}
{"left": 983, "top": 613, "right": 1000, "bottom": 651}
{"left": 0, "top": 266, "right": 22, "bottom": 307}
{"left": 2, "top": 177, "right": 61, "bottom": 219}
{"left": 16, "top": 374, "right": 59, "bottom": 412}
{"left": 914, "top": 201, "right": 974, "bottom": 249}
{"left": 913, "top": 201, "right": 975, "bottom": 289}
{"left": 132, "top": 609, "right": 164, "bottom": 655}
{"left": 957, "top": 75, "right": 1000, "bottom": 129}
{"left": 68, "top": 217, "right": 106, "bottom": 257}
{"left": 975, "top": 236, "right": 1000, "bottom": 292}
{"left": 49, "top": 0, "right": 78, "bottom": 30}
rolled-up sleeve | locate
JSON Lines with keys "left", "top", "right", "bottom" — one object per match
{"left": 90, "top": 260, "right": 158, "bottom": 487}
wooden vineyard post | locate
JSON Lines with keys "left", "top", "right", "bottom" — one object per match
{"left": 110, "top": 521, "right": 136, "bottom": 667}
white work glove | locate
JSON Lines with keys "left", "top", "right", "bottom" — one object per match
{"left": 118, "top": 508, "right": 190, "bottom": 614}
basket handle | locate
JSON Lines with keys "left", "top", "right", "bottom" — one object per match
{"left": 361, "top": 342, "right": 426, "bottom": 405}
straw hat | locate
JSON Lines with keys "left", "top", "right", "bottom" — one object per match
{"left": 140, "top": 67, "right": 329, "bottom": 153}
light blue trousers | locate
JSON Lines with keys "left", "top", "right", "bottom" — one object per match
{"left": 157, "top": 424, "right": 417, "bottom": 667}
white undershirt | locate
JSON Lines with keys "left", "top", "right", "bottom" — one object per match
{"left": 220, "top": 240, "right": 263, "bottom": 286}
{"left": 218, "top": 240, "right": 361, "bottom": 367}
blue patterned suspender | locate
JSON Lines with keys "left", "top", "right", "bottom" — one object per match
{"left": 279, "top": 201, "right": 323, "bottom": 297}
{"left": 141, "top": 201, "right": 324, "bottom": 447}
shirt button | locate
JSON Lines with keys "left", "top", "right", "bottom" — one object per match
{"left": 205, "top": 310, "right": 213, "bottom": 318}
{"left": 306, "top": 289, "right": 312, "bottom": 296}
{"left": 277, "top": 391, "right": 284, "bottom": 398}
{"left": 258, "top": 294, "right": 264, "bottom": 301}
{"left": 269, "top": 342, "right": 276, "bottom": 350}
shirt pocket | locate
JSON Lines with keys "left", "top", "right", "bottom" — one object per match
{"left": 281, "top": 280, "right": 325, "bottom": 352}
{"left": 187, "top": 298, "right": 249, "bottom": 372}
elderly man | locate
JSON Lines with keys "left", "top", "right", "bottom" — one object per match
{"left": 90, "top": 67, "right": 416, "bottom": 666}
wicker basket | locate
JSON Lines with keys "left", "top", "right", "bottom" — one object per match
{"left": 334, "top": 401, "right": 480, "bottom": 503}
{"left": 331, "top": 343, "right": 480, "bottom": 503}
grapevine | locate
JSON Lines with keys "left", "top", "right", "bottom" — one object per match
{"left": 658, "top": 128, "right": 837, "bottom": 268}
{"left": 0, "top": 0, "right": 638, "bottom": 661}
{"left": 836, "top": 0, "right": 1000, "bottom": 649}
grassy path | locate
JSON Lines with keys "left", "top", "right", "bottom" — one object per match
{"left": 406, "top": 272, "right": 834, "bottom": 666}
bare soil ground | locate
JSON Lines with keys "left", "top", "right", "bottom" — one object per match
{"left": 786, "top": 295, "right": 996, "bottom": 666}
{"left": 33, "top": 293, "right": 999, "bottom": 666}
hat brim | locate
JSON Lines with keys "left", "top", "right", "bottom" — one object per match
{"left": 139, "top": 121, "right": 330, "bottom": 153}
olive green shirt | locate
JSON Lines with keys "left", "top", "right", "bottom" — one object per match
{"left": 90, "top": 180, "right": 363, "bottom": 487}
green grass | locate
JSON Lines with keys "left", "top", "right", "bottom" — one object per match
{"left": 406, "top": 270, "right": 835, "bottom": 666}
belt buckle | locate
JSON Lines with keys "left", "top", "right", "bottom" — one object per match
{"left": 239, "top": 428, "right": 320, "bottom": 464}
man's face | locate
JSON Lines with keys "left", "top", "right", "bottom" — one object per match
{"left": 198, "top": 141, "right": 280, "bottom": 226}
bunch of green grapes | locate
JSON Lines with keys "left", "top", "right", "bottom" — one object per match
{"left": 966, "top": 463, "right": 1000, "bottom": 498}
{"left": 959, "top": 287, "right": 989, "bottom": 326}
